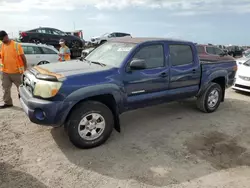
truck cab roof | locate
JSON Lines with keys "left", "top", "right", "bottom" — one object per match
{"left": 109, "top": 37, "right": 192, "bottom": 44}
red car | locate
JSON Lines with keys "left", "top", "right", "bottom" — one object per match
{"left": 196, "top": 44, "right": 235, "bottom": 62}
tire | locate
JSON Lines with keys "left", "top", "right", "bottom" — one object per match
{"left": 196, "top": 83, "right": 223, "bottom": 113}
{"left": 67, "top": 101, "right": 114, "bottom": 149}
{"left": 71, "top": 40, "right": 82, "bottom": 48}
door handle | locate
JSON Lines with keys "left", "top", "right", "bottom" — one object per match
{"left": 160, "top": 72, "right": 168, "bottom": 78}
{"left": 192, "top": 69, "right": 196, "bottom": 73}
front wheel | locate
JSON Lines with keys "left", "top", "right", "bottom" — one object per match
{"left": 196, "top": 83, "right": 223, "bottom": 113}
{"left": 66, "top": 101, "right": 114, "bottom": 149}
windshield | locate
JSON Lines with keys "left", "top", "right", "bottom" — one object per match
{"left": 243, "top": 59, "right": 250, "bottom": 66}
{"left": 85, "top": 42, "right": 136, "bottom": 67}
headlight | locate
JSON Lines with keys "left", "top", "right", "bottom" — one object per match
{"left": 33, "top": 80, "right": 62, "bottom": 98}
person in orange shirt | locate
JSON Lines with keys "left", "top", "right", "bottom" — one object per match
{"left": 0, "top": 30, "right": 27, "bottom": 108}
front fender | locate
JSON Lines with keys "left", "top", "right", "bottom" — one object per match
{"left": 197, "top": 70, "right": 228, "bottom": 97}
{"left": 64, "top": 83, "right": 124, "bottom": 110}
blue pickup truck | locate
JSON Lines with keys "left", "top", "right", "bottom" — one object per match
{"left": 19, "top": 38, "right": 237, "bottom": 149}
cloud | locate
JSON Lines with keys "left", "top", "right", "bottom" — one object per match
{"left": 0, "top": 0, "right": 250, "bottom": 15}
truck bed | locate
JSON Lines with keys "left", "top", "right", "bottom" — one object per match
{"left": 200, "top": 59, "right": 237, "bottom": 88}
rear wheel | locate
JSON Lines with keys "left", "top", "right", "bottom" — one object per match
{"left": 66, "top": 101, "right": 114, "bottom": 149}
{"left": 196, "top": 83, "right": 223, "bottom": 113}
{"left": 71, "top": 40, "right": 82, "bottom": 48}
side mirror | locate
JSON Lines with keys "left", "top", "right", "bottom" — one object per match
{"left": 129, "top": 59, "right": 146, "bottom": 70}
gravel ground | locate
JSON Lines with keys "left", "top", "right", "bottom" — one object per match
{"left": 0, "top": 85, "right": 250, "bottom": 188}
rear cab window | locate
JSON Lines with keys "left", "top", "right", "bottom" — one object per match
{"left": 169, "top": 44, "right": 194, "bottom": 66}
{"left": 206, "top": 46, "right": 215, "bottom": 54}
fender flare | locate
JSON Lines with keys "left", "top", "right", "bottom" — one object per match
{"left": 64, "top": 84, "right": 125, "bottom": 132}
{"left": 197, "top": 70, "right": 228, "bottom": 97}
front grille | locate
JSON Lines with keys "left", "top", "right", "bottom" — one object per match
{"left": 235, "top": 84, "right": 250, "bottom": 90}
{"left": 239, "top": 75, "right": 250, "bottom": 81}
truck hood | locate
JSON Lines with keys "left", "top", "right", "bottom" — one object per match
{"left": 32, "top": 60, "right": 111, "bottom": 78}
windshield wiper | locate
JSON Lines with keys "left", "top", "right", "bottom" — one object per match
{"left": 79, "top": 57, "right": 106, "bottom": 67}
{"left": 89, "top": 61, "right": 106, "bottom": 67}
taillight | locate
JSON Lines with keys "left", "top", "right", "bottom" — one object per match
{"left": 233, "top": 65, "right": 238, "bottom": 71}
{"left": 21, "top": 32, "right": 27, "bottom": 37}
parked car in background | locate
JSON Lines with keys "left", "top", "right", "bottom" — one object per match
{"left": 90, "top": 32, "right": 132, "bottom": 45}
{"left": 81, "top": 47, "right": 95, "bottom": 58}
{"left": 19, "top": 27, "right": 85, "bottom": 49}
{"left": 196, "top": 44, "right": 235, "bottom": 61}
{"left": 242, "top": 49, "right": 250, "bottom": 57}
{"left": 235, "top": 54, "right": 250, "bottom": 66}
{"left": 233, "top": 59, "right": 250, "bottom": 92}
{"left": 217, "top": 45, "right": 228, "bottom": 53}
{"left": 21, "top": 43, "right": 59, "bottom": 67}
{"left": 227, "top": 46, "right": 244, "bottom": 57}
{"left": 19, "top": 37, "right": 237, "bottom": 149}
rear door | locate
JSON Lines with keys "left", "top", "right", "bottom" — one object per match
{"left": 123, "top": 43, "right": 169, "bottom": 109}
{"left": 168, "top": 43, "right": 200, "bottom": 98}
{"left": 22, "top": 45, "right": 43, "bottom": 66}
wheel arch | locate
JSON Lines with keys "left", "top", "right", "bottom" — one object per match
{"left": 198, "top": 70, "right": 227, "bottom": 101}
{"left": 64, "top": 84, "right": 124, "bottom": 132}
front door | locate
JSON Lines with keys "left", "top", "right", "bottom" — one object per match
{"left": 123, "top": 43, "right": 169, "bottom": 109}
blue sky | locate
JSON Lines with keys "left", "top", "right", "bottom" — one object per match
{"left": 1, "top": 0, "right": 249, "bottom": 45}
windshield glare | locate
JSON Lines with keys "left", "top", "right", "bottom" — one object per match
{"left": 85, "top": 42, "right": 136, "bottom": 67}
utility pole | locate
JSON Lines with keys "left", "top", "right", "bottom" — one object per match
{"left": 73, "top": 22, "right": 76, "bottom": 31}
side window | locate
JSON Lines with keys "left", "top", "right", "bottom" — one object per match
{"left": 38, "top": 29, "right": 51, "bottom": 34}
{"left": 22, "top": 46, "right": 42, "bottom": 54}
{"left": 169, "top": 45, "right": 193, "bottom": 66}
{"left": 206, "top": 46, "right": 215, "bottom": 54}
{"left": 51, "top": 29, "right": 64, "bottom": 35}
{"left": 38, "top": 29, "right": 46, "bottom": 34}
{"left": 133, "top": 44, "right": 164, "bottom": 69}
{"left": 22, "top": 46, "right": 28, "bottom": 54}
{"left": 214, "top": 47, "right": 223, "bottom": 55}
{"left": 109, "top": 33, "right": 115, "bottom": 38}
{"left": 42, "top": 47, "right": 57, "bottom": 54}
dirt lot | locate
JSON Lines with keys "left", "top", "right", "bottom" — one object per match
{"left": 0, "top": 86, "right": 250, "bottom": 188}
